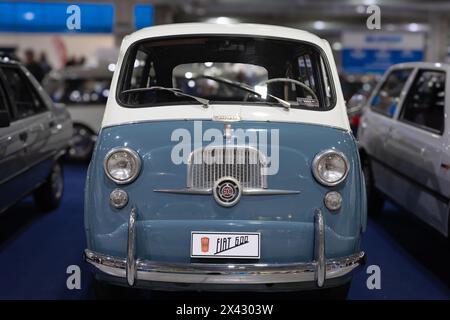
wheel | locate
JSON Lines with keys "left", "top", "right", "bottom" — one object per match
{"left": 33, "top": 161, "right": 64, "bottom": 212}
{"left": 67, "top": 124, "right": 95, "bottom": 162}
{"left": 362, "top": 157, "right": 384, "bottom": 216}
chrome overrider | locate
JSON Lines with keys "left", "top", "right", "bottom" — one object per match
{"left": 85, "top": 207, "right": 365, "bottom": 287}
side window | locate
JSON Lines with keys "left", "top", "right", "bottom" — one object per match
{"left": 370, "top": 69, "right": 412, "bottom": 117}
{"left": 400, "top": 70, "right": 445, "bottom": 134}
{"left": 0, "top": 80, "right": 11, "bottom": 117}
{"left": 0, "top": 81, "right": 7, "bottom": 110}
{"left": 1, "top": 67, "right": 46, "bottom": 119}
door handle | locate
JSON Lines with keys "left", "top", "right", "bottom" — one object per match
{"left": 19, "top": 132, "right": 28, "bottom": 142}
{"left": 49, "top": 119, "right": 61, "bottom": 133}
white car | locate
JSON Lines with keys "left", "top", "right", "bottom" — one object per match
{"left": 358, "top": 62, "right": 450, "bottom": 238}
{"left": 43, "top": 64, "right": 112, "bottom": 161}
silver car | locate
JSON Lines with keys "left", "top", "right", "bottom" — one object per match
{"left": 0, "top": 58, "right": 72, "bottom": 213}
{"left": 358, "top": 62, "right": 450, "bottom": 238}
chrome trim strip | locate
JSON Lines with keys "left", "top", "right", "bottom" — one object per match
{"left": 243, "top": 189, "right": 300, "bottom": 195}
{"left": 153, "top": 188, "right": 300, "bottom": 195}
{"left": 0, "top": 150, "right": 59, "bottom": 186}
{"left": 101, "top": 119, "right": 350, "bottom": 133}
{"left": 314, "top": 208, "right": 326, "bottom": 287}
{"left": 154, "top": 188, "right": 213, "bottom": 195}
{"left": 85, "top": 249, "right": 364, "bottom": 285}
{"left": 126, "top": 207, "right": 137, "bottom": 286}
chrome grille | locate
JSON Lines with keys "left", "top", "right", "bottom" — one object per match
{"left": 187, "top": 146, "right": 267, "bottom": 189}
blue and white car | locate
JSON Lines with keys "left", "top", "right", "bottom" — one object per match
{"left": 84, "top": 23, "right": 367, "bottom": 298}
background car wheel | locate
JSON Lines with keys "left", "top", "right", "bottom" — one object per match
{"left": 33, "top": 161, "right": 64, "bottom": 212}
{"left": 67, "top": 124, "right": 96, "bottom": 162}
{"left": 363, "top": 157, "right": 384, "bottom": 216}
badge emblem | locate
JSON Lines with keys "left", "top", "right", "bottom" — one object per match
{"left": 201, "top": 237, "right": 209, "bottom": 252}
{"left": 213, "top": 177, "right": 241, "bottom": 207}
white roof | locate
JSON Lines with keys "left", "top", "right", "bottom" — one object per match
{"left": 122, "top": 23, "right": 328, "bottom": 49}
{"left": 102, "top": 23, "right": 350, "bottom": 131}
{"left": 388, "top": 61, "right": 450, "bottom": 71}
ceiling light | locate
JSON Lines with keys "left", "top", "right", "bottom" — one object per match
{"left": 332, "top": 42, "right": 342, "bottom": 51}
{"left": 313, "top": 21, "right": 326, "bottom": 30}
{"left": 408, "top": 23, "right": 419, "bottom": 32}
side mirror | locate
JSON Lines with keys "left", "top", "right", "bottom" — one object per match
{"left": 0, "top": 110, "right": 10, "bottom": 128}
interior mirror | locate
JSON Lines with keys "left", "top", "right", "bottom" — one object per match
{"left": 0, "top": 110, "right": 10, "bottom": 128}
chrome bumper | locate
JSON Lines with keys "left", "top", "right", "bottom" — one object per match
{"left": 85, "top": 207, "right": 365, "bottom": 287}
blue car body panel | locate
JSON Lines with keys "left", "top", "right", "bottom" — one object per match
{"left": 85, "top": 120, "right": 366, "bottom": 264}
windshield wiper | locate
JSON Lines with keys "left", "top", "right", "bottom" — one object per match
{"left": 200, "top": 75, "right": 291, "bottom": 110}
{"left": 121, "top": 86, "right": 210, "bottom": 108}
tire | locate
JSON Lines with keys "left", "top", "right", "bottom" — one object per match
{"left": 67, "top": 124, "right": 95, "bottom": 162}
{"left": 33, "top": 161, "right": 64, "bottom": 212}
{"left": 362, "top": 157, "right": 384, "bottom": 216}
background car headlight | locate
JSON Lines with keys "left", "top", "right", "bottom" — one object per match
{"left": 312, "top": 149, "right": 349, "bottom": 186}
{"left": 104, "top": 147, "right": 141, "bottom": 184}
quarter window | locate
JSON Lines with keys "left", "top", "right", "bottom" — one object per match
{"left": 1, "top": 67, "right": 46, "bottom": 119}
{"left": 370, "top": 69, "right": 412, "bottom": 117}
{"left": 400, "top": 70, "right": 445, "bottom": 134}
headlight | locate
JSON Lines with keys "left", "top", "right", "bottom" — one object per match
{"left": 312, "top": 149, "right": 349, "bottom": 186}
{"left": 104, "top": 147, "right": 141, "bottom": 184}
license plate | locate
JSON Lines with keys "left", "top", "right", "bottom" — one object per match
{"left": 191, "top": 232, "right": 260, "bottom": 259}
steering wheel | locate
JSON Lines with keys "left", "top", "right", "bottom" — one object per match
{"left": 245, "top": 78, "right": 318, "bottom": 102}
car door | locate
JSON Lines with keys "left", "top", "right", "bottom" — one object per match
{"left": 0, "top": 68, "right": 28, "bottom": 212}
{"left": 384, "top": 68, "right": 448, "bottom": 235}
{"left": 359, "top": 68, "right": 414, "bottom": 193}
{"left": 0, "top": 65, "right": 53, "bottom": 193}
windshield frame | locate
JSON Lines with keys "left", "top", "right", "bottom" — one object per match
{"left": 115, "top": 34, "right": 337, "bottom": 112}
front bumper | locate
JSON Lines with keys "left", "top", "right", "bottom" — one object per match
{"left": 85, "top": 249, "right": 364, "bottom": 286}
{"left": 85, "top": 207, "right": 365, "bottom": 288}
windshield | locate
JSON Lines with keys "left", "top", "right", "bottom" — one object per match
{"left": 118, "top": 36, "right": 334, "bottom": 110}
{"left": 45, "top": 78, "right": 111, "bottom": 105}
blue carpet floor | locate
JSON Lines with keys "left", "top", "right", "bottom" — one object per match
{"left": 0, "top": 164, "right": 449, "bottom": 300}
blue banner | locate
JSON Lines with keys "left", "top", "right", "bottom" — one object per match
{"left": 342, "top": 48, "right": 424, "bottom": 74}
{"left": 341, "top": 32, "right": 425, "bottom": 74}
{"left": 134, "top": 4, "right": 154, "bottom": 30}
{"left": 0, "top": 2, "right": 114, "bottom": 33}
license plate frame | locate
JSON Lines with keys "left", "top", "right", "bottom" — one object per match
{"left": 190, "top": 231, "right": 261, "bottom": 259}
